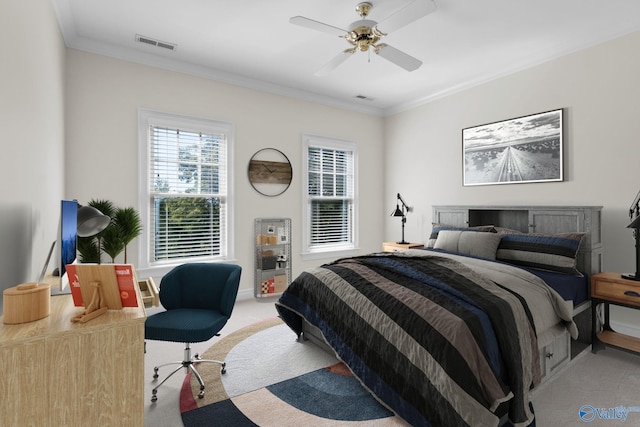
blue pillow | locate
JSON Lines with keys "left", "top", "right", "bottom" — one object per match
{"left": 496, "top": 232, "right": 585, "bottom": 276}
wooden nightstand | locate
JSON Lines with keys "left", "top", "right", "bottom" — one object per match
{"left": 591, "top": 272, "right": 640, "bottom": 354}
{"left": 382, "top": 242, "right": 424, "bottom": 252}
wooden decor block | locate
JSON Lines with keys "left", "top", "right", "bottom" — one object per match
{"left": 3, "top": 282, "right": 51, "bottom": 324}
{"left": 73, "top": 265, "right": 123, "bottom": 310}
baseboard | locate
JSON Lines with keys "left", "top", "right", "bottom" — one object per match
{"left": 236, "top": 288, "right": 281, "bottom": 302}
{"left": 237, "top": 288, "right": 255, "bottom": 301}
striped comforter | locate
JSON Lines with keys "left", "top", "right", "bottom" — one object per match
{"left": 276, "top": 251, "right": 576, "bottom": 427}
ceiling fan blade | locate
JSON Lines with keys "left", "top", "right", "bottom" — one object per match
{"left": 314, "top": 50, "right": 355, "bottom": 76}
{"left": 376, "top": 0, "right": 437, "bottom": 34}
{"left": 289, "top": 16, "right": 347, "bottom": 37}
{"left": 375, "top": 44, "right": 422, "bottom": 71}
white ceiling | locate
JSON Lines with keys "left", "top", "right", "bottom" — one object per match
{"left": 52, "top": 0, "right": 640, "bottom": 115}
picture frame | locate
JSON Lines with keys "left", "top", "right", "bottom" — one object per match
{"left": 462, "top": 109, "right": 563, "bottom": 186}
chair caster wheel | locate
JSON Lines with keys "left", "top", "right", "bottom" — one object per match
{"left": 153, "top": 367, "right": 159, "bottom": 380}
{"left": 151, "top": 393, "right": 158, "bottom": 403}
{"left": 221, "top": 362, "right": 227, "bottom": 375}
{"left": 198, "top": 390, "right": 205, "bottom": 399}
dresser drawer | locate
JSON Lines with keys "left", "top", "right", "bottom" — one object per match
{"left": 540, "top": 329, "right": 570, "bottom": 379}
{"left": 592, "top": 278, "right": 640, "bottom": 307}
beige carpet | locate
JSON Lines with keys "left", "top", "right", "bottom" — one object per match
{"left": 145, "top": 299, "right": 640, "bottom": 427}
{"left": 180, "top": 315, "right": 640, "bottom": 426}
{"left": 531, "top": 347, "right": 640, "bottom": 426}
{"left": 181, "top": 317, "right": 287, "bottom": 408}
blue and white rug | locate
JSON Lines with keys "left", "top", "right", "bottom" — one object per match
{"left": 180, "top": 317, "right": 406, "bottom": 426}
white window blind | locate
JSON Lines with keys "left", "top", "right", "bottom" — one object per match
{"left": 139, "top": 110, "right": 232, "bottom": 267}
{"left": 303, "top": 136, "right": 357, "bottom": 255}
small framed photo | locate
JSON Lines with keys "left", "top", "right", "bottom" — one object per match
{"left": 463, "top": 109, "right": 563, "bottom": 186}
{"left": 277, "top": 227, "right": 287, "bottom": 243}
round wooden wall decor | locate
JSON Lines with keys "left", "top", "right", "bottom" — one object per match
{"left": 248, "top": 148, "right": 293, "bottom": 197}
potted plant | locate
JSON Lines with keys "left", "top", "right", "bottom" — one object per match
{"left": 78, "top": 199, "right": 142, "bottom": 264}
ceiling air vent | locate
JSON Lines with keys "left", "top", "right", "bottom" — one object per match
{"left": 355, "top": 95, "right": 374, "bottom": 101}
{"left": 135, "top": 34, "right": 176, "bottom": 51}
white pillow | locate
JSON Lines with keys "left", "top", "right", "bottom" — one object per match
{"left": 434, "top": 230, "right": 501, "bottom": 260}
{"left": 433, "top": 230, "right": 463, "bottom": 252}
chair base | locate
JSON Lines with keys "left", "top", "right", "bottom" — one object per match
{"left": 150, "top": 342, "right": 226, "bottom": 403}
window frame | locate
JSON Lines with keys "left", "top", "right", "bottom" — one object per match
{"left": 301, "top": 134, "right": 358, "bottom": 261}
{"left": 137, "top": 109, "right": 235, "bottom": 277}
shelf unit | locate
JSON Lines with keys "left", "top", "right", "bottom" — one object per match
{"left": 254, "top": 218, "right": 291, "bottom": 298}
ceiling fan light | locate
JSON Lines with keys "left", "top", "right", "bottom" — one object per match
{"left": 372, "top": 26, "right": 386, "bottom": 38}
{"left": 291, "top": 1, "right": 435, "bottom": 76}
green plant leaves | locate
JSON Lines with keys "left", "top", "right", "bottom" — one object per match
{"left": 77, "top": 199, "right": 142, "bottom": 264}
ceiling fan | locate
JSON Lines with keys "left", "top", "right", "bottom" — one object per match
{"left": 290, "top": 0, "right": 436, "bottom": 76}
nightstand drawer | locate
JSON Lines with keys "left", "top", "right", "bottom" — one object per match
{"left": 592, "top": 278, "right": 640, "bottom": 307}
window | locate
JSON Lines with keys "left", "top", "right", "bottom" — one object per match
{"left": 138, "top": 110, "right": 234, "bottom": 273}
{"left": 302, "top": 134, "right": 357, "bottom": 259}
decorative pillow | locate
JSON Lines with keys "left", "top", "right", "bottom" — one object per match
{"left": 434, "top": 230, "right": 502, "bottom": 260}
{"left": 426, "top": 224, "right": 495, "bottom": 248}
{"left": 433, "top": 230, "right": 464, "bottom": 252}
{"left": 494, "top": 226, "right": 525, "bottom": 235}
{"left": 496, "top": 232, "right": 585, "bottom": 276}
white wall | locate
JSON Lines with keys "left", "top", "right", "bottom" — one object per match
{"left": 0, "top": 0, "right": 66, "bottom": 309}
{"left": 4, "top": 0, "right": 638, "bottom": 324}
{"left": 384, "top": 31, "right": 640, "bottom": 329}
{"left": 64, "top": 50, "right": 385, "bottom": 297}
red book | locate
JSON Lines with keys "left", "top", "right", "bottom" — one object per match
{"left": 66, "top": 264, "right": 84, "bottom": 306}
{"left": 66, "top": 264, "right": 138, "bottom": 308}
{"left": 114, "top": 264, "right": 138, "bottom": 307}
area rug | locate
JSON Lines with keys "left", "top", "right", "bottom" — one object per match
{"left": 179, "top": 317, "right": 408, "bottom": 426}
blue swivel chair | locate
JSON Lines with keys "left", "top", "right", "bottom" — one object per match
{"left": 144, "top": 262, "right": 242, "bottom": 403}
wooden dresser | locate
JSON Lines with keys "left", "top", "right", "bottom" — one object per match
{"left": 0, "top": 293, "right": 146, "bottom": 426}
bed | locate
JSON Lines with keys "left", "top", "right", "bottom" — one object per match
{"left": 275, "top": 205, "right": 602, "bottom": 427}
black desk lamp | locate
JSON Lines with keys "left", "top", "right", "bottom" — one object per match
{"left": 77, "top": 205, "right": 111, "bottom": 237}
{"left": 623, "top": 191, "right": 640, "bottom": 281}
{"left": 622, "top": 191, "right": 640, "bottom": 281}
{"left": 391, "top": 193, "right": 410, "bottom": 244}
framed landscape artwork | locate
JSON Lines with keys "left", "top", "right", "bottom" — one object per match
{"left": 463, "top": 109, "right": 563, "bottom": 186}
